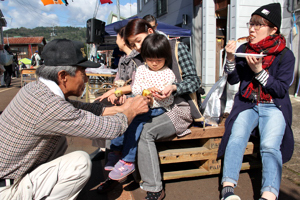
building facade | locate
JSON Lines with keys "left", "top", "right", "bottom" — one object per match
{"left": 3, "top": 37, "right": 47, "bottom": 60}
{"left": 137, "top": 0, "right": 299, "bottom": 95}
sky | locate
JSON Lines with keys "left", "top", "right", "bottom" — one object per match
{"left": 0, "top": 0, "right": 137, "bottom": 30}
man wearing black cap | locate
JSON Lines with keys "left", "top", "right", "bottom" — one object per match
{"left": 0, "top": 39, "right": 149, "bottom": 199}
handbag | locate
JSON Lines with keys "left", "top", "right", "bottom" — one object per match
{"left": 200, "top": 73, "right": 227, "bottom": 126}
{"left": 0, "top": 49, "right": 13, "bottom": 66}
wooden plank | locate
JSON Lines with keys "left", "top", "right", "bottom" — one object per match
{"left": 158, "top": 142, "right": 255, "bottom": 164}
{"left": 156, "top": 125, "right": 225, "bottom": 142}
{"left": 162, "top": 160, "right": 261, "bottom": 180}
{"left": 200, "top": 137, "right": 222, "bottom": 150}
{"left": 159, "top": 146, "right": 210, "bottom": 164}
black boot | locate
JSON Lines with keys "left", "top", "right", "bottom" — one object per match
{"left": 97, "top": 177, "right": 119, "bottom": 194}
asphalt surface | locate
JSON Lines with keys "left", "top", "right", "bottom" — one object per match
{"left": 1, "top": 77, "right": 300, "bottom": 200}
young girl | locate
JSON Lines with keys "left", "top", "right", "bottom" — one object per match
{"left": 106, "top": 33, "right": 176, "bottom": 181}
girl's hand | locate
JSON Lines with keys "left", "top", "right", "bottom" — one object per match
{"left": 152, "top": 85, "right": 175, "bottom": 100}
{"left": 162, "top": 85, "right": 174, "bottom": 97}
{"left": 147, "top": 87, "right": 160, "bottom": 94}
{"left": 245, "top": 54, "right": 263, "bottom": 74}
{"left": 95, "top": 88, "right": 115, "bottom": 101}
{"left": 225, "top": 40, "right": 237, "bottom": 61}
{"left": 115, "top": 94, "right": 127, "bottom": 105}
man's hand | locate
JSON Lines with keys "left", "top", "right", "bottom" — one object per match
{"left": 122, "top": 95, "right": 149, "bottom": 124}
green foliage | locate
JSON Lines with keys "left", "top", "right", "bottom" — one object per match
{"left": 4, "top": 26, "right": 87, "bottom": 43}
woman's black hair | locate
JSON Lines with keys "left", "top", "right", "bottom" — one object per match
{"left": 115, "top": 26, "right": 126, "bottom": 39}
{"left": 124, "top": 18, "right": 154, "bottom": 46}
{"left": 141, "top": 33, "right": 172, "bottom": 67}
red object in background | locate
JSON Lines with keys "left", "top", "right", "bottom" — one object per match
{"left": 100, "top": 0, "right": 113, "bottom": 4}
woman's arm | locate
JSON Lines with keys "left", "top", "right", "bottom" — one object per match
{"left": 174, "top": 43, "right": 200, "bottom": 96}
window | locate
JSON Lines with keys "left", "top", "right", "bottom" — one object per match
{"left": 157, "top": 0, "right": 167, "bottom": 17}
{"left": 139, "top": 0, "right": 142, "bottom": 11}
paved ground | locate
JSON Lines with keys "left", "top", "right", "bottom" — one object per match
{"left": 1, "top": 77, "right": 300, "bottom": 200}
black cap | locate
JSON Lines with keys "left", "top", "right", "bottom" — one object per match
{"left": 252, "top": 3, "right": 282, "bottom": 30}
{"left": 41, "top": 39, "right": 100, "bottom": 68}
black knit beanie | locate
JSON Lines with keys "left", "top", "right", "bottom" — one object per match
{"left": 251, "top": 3, "right": 282, "bottom": 30}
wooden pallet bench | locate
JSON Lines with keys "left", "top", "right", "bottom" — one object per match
{"left": 155, "top": 123, "right": 261, "bottom": 181}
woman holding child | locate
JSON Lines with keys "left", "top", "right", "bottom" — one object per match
{"left": 124, "top": 18, "right": 201, "bottom": 200}
{"left": 218, "top": 3, "right": 295, "bottom": 200}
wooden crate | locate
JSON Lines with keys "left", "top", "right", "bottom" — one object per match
{"left": 156, "top": 124, "right": 261, "bottom": 181}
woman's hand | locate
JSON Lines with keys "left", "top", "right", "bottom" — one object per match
{"left": 246, "top": 54, "right": 263, "bottom": 74}
{"left": 95, "top": 88, "right": 115, "bottom": 101}
{"left": 225, "top": 40, "right": 237, "bottom": 61}
{"left": 107, "top": 93, "right": 119, "bottom": 105}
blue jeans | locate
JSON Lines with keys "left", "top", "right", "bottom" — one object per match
{"left": 110, "top": 107, "right": 166, "bottom": 162}
{"left": 222, "top": 103, "right": 286, "bottom": 198}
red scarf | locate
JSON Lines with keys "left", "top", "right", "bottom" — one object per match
{"left": 242, "top": 34, "right": 286, "bottom": 102}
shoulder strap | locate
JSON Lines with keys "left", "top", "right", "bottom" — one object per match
{"left": 278, "top": 47, "right": 288, "bottom": 66}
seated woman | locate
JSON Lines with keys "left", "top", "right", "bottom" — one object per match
{"left": 217, "top": 3, "right": 295, "bottom": 200}
{"left": 91, "top": 27, "right": 143, "bottom": 157}
{"left": 96, "top": 27, "right": 143, "bottom": 105}
{"left": 97, "top": 19, "right": 202, "bottom": 199}
{"left": 125, "top": 19, "right": 202, "bottom": 200}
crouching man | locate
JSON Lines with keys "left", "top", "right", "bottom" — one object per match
{"left": 0, "top": 39, "right": 149, "bottom": 200}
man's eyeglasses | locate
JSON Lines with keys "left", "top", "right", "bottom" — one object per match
{"left": 246, "top": 22, "right": 268, "bottom": 30}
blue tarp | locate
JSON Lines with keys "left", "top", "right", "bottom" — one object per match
{"left": 104, "top": 16, "right": 191, "bottom": 37}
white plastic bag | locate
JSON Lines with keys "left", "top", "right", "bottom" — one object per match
{"left": 200, "top": 73, "right": 227, "bottom": 126}
{"left": 0, "top": 49, "right": 13, "bottom": 66}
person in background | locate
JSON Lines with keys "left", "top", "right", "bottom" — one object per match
{"left": 111, "top": 47, "right": 125, "bottom": 69}
{"left": 3, "top": 45, "right": 13, "bottom": 87}
{"left": 31, "top": 50, "right": 41, "bottom": 69}
{"left": 20, "top": 61, "right": 27, "bottom": 69}
{"left": 105, "top": 33, "right": 176, "bottom": 181}
{"left": 0, "top": 39, "right": 149, "bottom": 199}
{"left": 218, "top": 3, "right": 295, "bottom": 200}
{"left": 0, "top": 44, "right": 5, "bottom": 87}
{"left": 143, "top": 14, "right": 168, "bottom": 38}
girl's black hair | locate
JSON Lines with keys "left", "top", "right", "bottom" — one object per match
{"left": 141, "top": 33, "right": 172, "bottom": 67}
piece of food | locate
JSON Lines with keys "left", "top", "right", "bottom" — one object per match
{"left": 114, "top": 80, "right": 125, "bottom": 87}
{"left": 142, "top": 89, "right": 151, "bottom": 97}
{"left": 114, "top": 89, "right": 123, "bottom": 98}
{"left": 237, "top": 35, "right": 255, "bottom": 42}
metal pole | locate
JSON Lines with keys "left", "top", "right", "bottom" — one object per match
{"left": 117, "top": 0, "right": 120, "bottom": 21}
